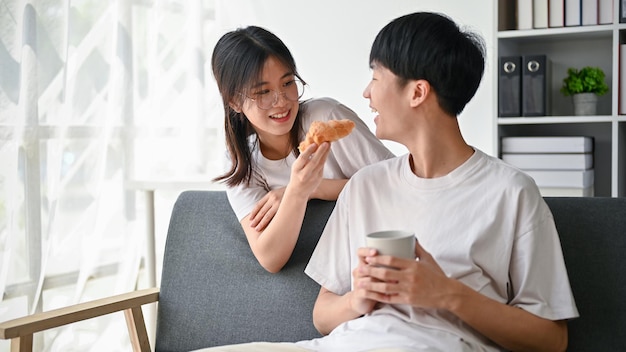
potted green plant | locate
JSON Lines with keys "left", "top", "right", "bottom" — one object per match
{"left": 560, "top": 66, "right": 609, "bottom": 116}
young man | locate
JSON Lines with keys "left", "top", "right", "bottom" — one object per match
{"left": 197, "top": 11, "right": 578, "bottom": 352}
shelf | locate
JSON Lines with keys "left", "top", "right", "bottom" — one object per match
{"left": 495, "top": 0, "right": 624, "bottom": 197}
{"left": 498, "top": 116, "right": 623, "bottom": 125}
{"left": 498, "top": 25, "right": 614, "bottom": 41}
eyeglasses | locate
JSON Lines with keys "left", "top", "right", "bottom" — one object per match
{"left": 242, "top": 79, "right": 305, "bottom": 110}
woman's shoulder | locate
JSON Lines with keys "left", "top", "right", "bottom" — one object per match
{"left": 300, "top": 97, "right": 359, "bottom": 124}
{"left": 301, "top": 96, "right": 341, "bottom": 109}
{"left": 301, "top": 97, "right": 341, "bottom": 116}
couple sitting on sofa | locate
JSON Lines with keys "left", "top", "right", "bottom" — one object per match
{"left": 208, "top": 11, "right": 579, "bottom": 352}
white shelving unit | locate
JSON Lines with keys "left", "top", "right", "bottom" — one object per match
{"left": 496, "top": 1, "right": 626, "bottom": 197}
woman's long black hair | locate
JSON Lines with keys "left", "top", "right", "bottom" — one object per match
{"left": 211, "top": 26, "right": 306, "bottom": 187}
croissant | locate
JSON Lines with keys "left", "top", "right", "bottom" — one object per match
{"left": 298, "top": 119, "right": 356, "bottom": 152}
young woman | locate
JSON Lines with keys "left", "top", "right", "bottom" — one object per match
{"left": 211, "top": 26, "right": 394, "bottom": 273}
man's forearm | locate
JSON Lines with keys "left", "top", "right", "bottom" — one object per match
{"left": 446, "top": 280, "right": 568, "bottom": 352}
{"left": 312, "top": 289, "right": 362, "bottom": 335}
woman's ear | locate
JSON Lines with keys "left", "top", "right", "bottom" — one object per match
{"left": 229, "top": 101, "right": 242, "bottom": 113}
{"left": 408, "top": 79, "right": 430, "bottom": 108}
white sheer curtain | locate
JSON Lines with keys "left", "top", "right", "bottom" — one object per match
{"left": 0, "top": 0, "right": 221, "bottom": 350}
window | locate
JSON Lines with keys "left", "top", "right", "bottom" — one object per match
{"left": 0, "top": 0, "right": 222, "bottom": 349}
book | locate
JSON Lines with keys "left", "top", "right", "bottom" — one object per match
{"left": 599, "top": 0, "right": 613, "bottom": 24}
{"left": 502, "top": 153, "right": 593, "bottom": 170}
{"left": 501, "top": 136, "right": 593, "bottom": 153}
{"left": 498, "top": 56, "right": 522, "bottom": 117}
{"left": 549, "top": 0, "right": 565, "bottom": 26}
{"left": 539, "top": 186, "right": 594, "bottom": 197}
{"left": 621, "top": 44, "right": 626, "bottom": 114}
{"left": 582, "top": 0, "right": 599, "bottom": 25}
{"left": 525, "top": 169, "right": 594, "bottom": 188}
{"left": 522, "top": 55, "right": 547, "bottom": 116}
{"left": 518, "top": 0, "right": 534, "bottom": 29}
{"left": 499, "top": 0, "right": 518, "bottom": 30}
{"left": 566, "top": 0, "right": 582, "bottom": 26}
{"left": 534, "top": 0, "right": 549, "bottom": 28}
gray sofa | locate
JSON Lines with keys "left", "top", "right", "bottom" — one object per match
{"left": 156, "top": 191, "right": 626, "bottom": 352}
{"left": 155, "top": 191, "right": 331, "bottom": 350}
{"left": 1, "top": 191, "right": 624, "bottom": 351}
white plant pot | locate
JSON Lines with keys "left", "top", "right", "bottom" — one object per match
{"left": 572, "top": 93, "right": 598, "bottom": 116}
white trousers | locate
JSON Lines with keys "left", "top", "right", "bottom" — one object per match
{"left": 194, "top": 342, "right": 416, "bottom": 352}
{"left": 193, "top": 342, "right": 308, "bottom": 351}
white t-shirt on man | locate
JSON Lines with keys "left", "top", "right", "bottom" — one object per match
{"left": 226, "top": 97, "right": 394, "bottom": 221}
{"left": 297, "top": 149, "right": 579, "bottom": 352}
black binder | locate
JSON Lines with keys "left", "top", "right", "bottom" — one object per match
{"left": 498, "top": 56, "right": 522, "bottom": 117}
{"left": 522, "top": 55, "right": 547, "bottom": 116}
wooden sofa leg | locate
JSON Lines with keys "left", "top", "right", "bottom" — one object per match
{"left": 124, "top": 306, "right": 151, "bottom": 352}
{"left": 10, "top": 334, "right": 33, "bottom": 352}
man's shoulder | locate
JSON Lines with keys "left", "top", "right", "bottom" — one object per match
{"left": 475, "top": 150, "right": 543, "bottom": 198}
{"left": 350, "top": 155, "right": 403, "bottom": 181}
{"left": 481, "top": 151, "right": 538, "bottom": 187}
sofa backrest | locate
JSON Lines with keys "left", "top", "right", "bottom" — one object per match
{"left": 155, "top": 191, "right": 333, "bottom": 352}
{"left": 544, "top": 197, "right": 626, "bottom": 351}
{"left": 155, "top": 192, "right": 625, "bottom": 351}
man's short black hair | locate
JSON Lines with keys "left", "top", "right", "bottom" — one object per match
{"left": 369, "top": 12, "right": 486, "bottom": 116}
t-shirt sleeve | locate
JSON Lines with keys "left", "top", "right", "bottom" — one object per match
{"left": 304, "top": 187, "right": 354, "bottom": 295}
{"left": 508, "top": 202, "right": 579, "bottom": 321}
{"left": 226, "top": 182, "right": 267, "bottom": 222}
{"left": 218, "top": 148, "right": 268, "bottom": 222}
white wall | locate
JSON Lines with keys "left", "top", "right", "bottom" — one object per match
{"left": 212, "top": 0, "right": 496, "bottom": 156}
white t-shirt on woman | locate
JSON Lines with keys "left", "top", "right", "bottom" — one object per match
{"left": 226, "top": 97, "right": 395, "bottom": 221}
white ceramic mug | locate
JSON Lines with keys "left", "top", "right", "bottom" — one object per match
{"left": 365, "top": 230, "right": 416, "bottom": 259}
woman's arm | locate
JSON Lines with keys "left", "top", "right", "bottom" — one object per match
{"left": 249, "top": 178, "right": 348, "bottom": 231}
{"left": 241, "top": 142, "right": 330, "bottom": 273}
{"left": 311, "top": 178, "right": 348, "bottom": 201}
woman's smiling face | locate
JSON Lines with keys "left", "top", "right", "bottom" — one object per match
{"left": 239, "top": 56, "right": 300, "bottom": 147}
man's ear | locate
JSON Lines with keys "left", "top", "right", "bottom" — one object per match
{"left": 408, "top": 79, "right": 430, "bottom": 108}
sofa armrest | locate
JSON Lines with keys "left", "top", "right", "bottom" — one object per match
{"left": 0, "top": 287, "right": 159, "bottom": 352}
